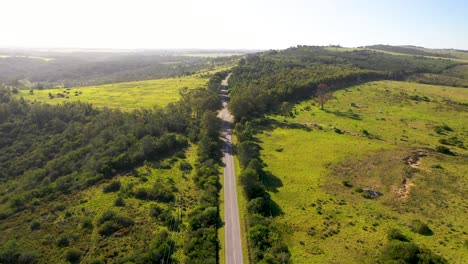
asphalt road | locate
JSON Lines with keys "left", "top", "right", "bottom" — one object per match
{"left": 218, "top": 75, "right": 244, "bottom": 264}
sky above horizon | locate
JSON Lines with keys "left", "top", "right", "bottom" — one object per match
{"left": 1, "top": 0, "right": 467, "bottom": 50}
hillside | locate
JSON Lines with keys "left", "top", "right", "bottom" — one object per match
{"left": 228, "top": 46, "right": 468, "bottom": 263}
{"left": 256, "top": 81, "right": 467, "bottom": 263}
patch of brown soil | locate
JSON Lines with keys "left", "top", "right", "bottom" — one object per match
{"left": 396, "top": 150, "right": 428, "bottom": 200}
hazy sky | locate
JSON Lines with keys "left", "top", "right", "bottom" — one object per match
{"left": 1, "top": 0, "right": 467, "bottom": 50}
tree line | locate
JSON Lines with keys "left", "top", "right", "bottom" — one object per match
{"left": 227, "top": 46, "right": 458, "bottom": 121}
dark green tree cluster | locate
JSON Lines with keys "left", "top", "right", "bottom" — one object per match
{"left": 0, "top": 240, "right": 38, "bottom": 264}
{"left": 235, "top": 121, "right": 291, "bottom": 263}
{"left": 184, "top": 111, "right": 222, "bottom": 264}
{"left": 97, "top": 210, "right": 135, "bottom": 237}
{"left": 0, "top": 84, "right": 220, "bottom": 218}
{"left": 207, "top": 71, "right": 229, "bottom": 93}
{"left": 380, "top": 228, "right": 447, "bottom": 263}
{"left": 228, "top": 46, "right": 458, "bottom": 121}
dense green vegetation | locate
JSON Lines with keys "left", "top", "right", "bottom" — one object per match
{"left": 228, "top": 46, "right": 458, "bottom": 121}
{"left": 0, "top": 68, "right": 225, "bottom": 262}
{"left": 408, "top": 64, "right": 468, "bottom": 88}
{"left": 234, "top": 120, "right": 291, "bottom": 263}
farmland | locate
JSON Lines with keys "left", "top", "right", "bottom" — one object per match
{"left": 17, "top": 76, "right": 208, "bottom": 109}
{"left": 255, "top": 81, "right": 468, "bottom": 263}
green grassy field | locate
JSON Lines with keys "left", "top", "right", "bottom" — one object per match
{"left": 0, "top": 144, "right": 200, "bottom": 263}
{"left": 18, "top": 76, "right": 208, "bottom": 110}
{"left": 255, "top": 81, "right": 468, "bottom": 263}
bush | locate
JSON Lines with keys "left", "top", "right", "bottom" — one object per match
{"left": 409, "top": 220, "right": 433, "bottom": 236}
{"left": 354, "top": 187, "right": 363, "bottom": 193}
{"left": 97, "top": 210, "right": 134, "bottom": 236}
{"left": 56, "top": 235, "right": 70, "bottom": 247}
{"left": 81, "top": 217, "right": 93, "bottom": 230}
{"left": 98, "top": 210, "right": 117, "bottom": 224}
{"left": 98, "top": 221, "right": 120, "bottom": 237}
{"left": 380, "top": 241, "right": 447, "bottom": 263}
{"left": 435, "top": 145, "right": 455, "bottom": 155}
{"left": 102, "top": 180, "right": 121, "bottom": 193}
{"left": 334, "top": 128, "right": 344, "bottom": 134}
{"left": 342, "top": 180, "right": 353, "bottom": 187}
{"left": 65, "top": 248, "right": 82, "bottom": 263}
{"left": 179, "top": 161, "right": 193, "bottom": 173}
{"left": 30, "top": 220, "right": 41, "bottom": 231}
{"left": 387, "top": 228, "right": 410, "bottom": 242}
{"left": 114, "top": 196, "right": 125, "bottom": 207}
{"left": 134, "top": 188, "right": 148, "bottom": 199}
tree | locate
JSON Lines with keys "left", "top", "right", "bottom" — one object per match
{"left": 315, "top": 83, "right": 333, "bottom": 110}
{"left": 279, "top": 102, "right": 294, "bottom": 121}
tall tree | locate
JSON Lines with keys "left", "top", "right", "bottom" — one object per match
{"left": 315, "top": 83, "right": 333, "bottom": 110}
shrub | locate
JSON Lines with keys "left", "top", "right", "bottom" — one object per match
{"left": 97, "top": 210, "right": 134, "bottom": 236}
{"left": 387, "top": 228, "right": 410, "bottom": 242}
{"left": 98, "top": 210, "right": 117, "bottom": 224}
{"left": 354, "top": 187, "right": 363, "bottom": 193}
{"left": 98, "top": 221, "right": 120, "bottom": 236}
{"left": 102, "top": 180, "right": 121, "bottom": 193}
{"left": 30, "top": 220, "right": 41, "bottom": 231}
{"left": 435, "top": 145, "right": 455, "bottom": 155}
{"left": 409, "top": 220, "right": 433, "bottom": 236}
{"left": 52, "top": 203, "right": 66, "bottom": 212}
{"left": 342, "top": 180, "right": 353, "bottom": 187}
{"left": 114, "top": 196, "right": 125, "bottom": 207}
{"left": 134, "top": 188, "right": 148, "bottom": 199}
{"left": 380, "top": 241, "right": 447, "bottom": 263}
{"left": 179, "top": 161, "right": 193, "bottom": 173}
{"left": 334, "top": 128, "right": 344, "bottom": 134}
{"left": 56, "top": 235, "right": 69, "bottom": 247}
{"left": 81, "top": 217, "right": 93, "bottom": 230}
{"left": 65, "top": 248, "right": 82, "bottom": 263}
{"left": 439, "top": 137, "right": 464, "bottom": 148}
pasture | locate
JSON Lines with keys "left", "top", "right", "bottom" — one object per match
{"left": 255, "top": 81, "right": 468, "bottom": 263}
{"left": 18, "top": 76, "right": 208, "bottom": 110}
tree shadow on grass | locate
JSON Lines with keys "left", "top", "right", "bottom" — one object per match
{"left": 266, "top": 195, "right": 284, "bottom": 217}
{"left": 260, "top": 118, "right": 312, "bottom": 132}
{"left": 323, "top": 109, "right": 362, "bottom": 120}
{"left": 261, "top": 170, "right": 283, "bottom": 193}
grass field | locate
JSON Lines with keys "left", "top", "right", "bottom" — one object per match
{"left": 18, "top": 76, "right": 208, "bottom": 110}
{"left": 255, "top": 81, "right": 468, "bottom": 263}
{"left": 0, "top": 144, "right": 200, "bottom": 263}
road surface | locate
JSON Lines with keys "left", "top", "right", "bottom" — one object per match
{"left": 218, "top": 75, "right": 244, "bottom": 264}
